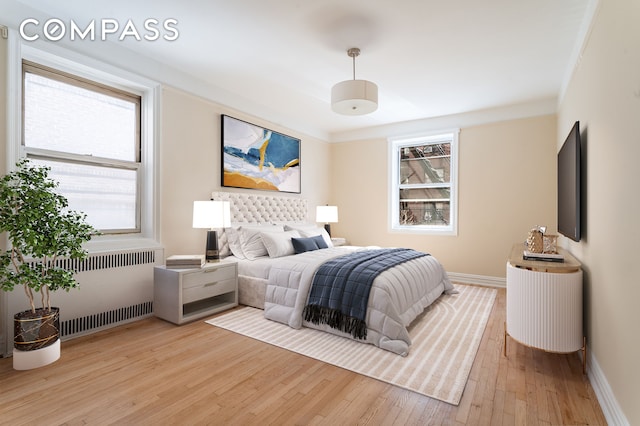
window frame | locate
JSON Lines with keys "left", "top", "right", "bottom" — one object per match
{"left": 388, "top": 130, "right": 459, "bottom": 236}
{"left": 22, "top": 60, "right": 143, "bottom": 234}
{"left": 8, "top": 41, "right": 161, "bottom": 251}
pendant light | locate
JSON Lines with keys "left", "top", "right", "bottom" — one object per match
{"left": 331, "top": 47, "right": 378, "bottom": 115}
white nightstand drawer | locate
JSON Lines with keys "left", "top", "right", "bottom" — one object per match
{"left": 154, "top": 262, "right": 238, "bottom": 325}
{"left": 183, "top": 277, "right": 236, "bottom": 304}
{"left": 182, "top": 264, "right": 235, "bottom": 289}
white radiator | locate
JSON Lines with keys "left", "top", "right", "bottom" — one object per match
{"left": 506, "top": 263, "right": 583, "bottom": 353}
{"left": 1, "top": 247, "right": 163, "bottom": 357}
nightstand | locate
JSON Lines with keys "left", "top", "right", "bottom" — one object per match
{"left": 331, "top": 237, "right": 347, "bottom": 246}
{"left": 153, "top": 261, "right": 238, "bottom": 325}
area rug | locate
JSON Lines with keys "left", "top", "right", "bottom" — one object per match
{"left": 206, "top": 284, "right": 496, "bottom": 405}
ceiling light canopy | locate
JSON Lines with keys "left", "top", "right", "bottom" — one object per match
{"left": 331, "top": 48, "right": 378, "bottom": 116}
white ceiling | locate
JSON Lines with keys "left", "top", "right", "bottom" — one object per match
{"left": 3, "top": 0, "right": 594, "bottom": 141}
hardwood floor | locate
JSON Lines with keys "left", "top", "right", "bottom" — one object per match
{"left": 0, "top": 288, "right": 606, "bottom": 425}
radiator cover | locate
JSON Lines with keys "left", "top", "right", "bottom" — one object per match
{"left": 1, "top": 247, "right": 163, "bottom": 357}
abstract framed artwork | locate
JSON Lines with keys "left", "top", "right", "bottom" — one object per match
{"left": 221, "top": 115, "right": 301, "bottom": 193}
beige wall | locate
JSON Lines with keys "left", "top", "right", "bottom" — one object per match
{"left": 558, "top": 0, "right": 640, "bottom": 423}
{"left": 330, "top": 115, "right": 557, "bottom": 278}
{"left": 159, "top": 86, "right": 331, "bottom": 257}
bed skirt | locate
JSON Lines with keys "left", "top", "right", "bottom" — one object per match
{"left": 238, "top": 275, "right": 267, "bottom": 309}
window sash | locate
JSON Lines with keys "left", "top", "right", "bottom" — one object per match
{"left": 399, "top": 143, "right": 451, "bottom": 185}
{"left": 28, "top": 156, "right": 140, "bottom": 233}
{"left": 22, "top": 61, "right": 141, "bottom": 163}
{"left": 399, "top": 200, "right": 451, "bottom": 226}
{"left": 23, "top": 61, "right": 141, "bottom": 120}
{"left": 21, "top": 60, "right": 142, "bottom": 233}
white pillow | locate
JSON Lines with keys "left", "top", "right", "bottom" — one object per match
{"left": 285, "top": 224, "right": 333, "bottom": 248}
{"left": 282, "top": 222, "right": 317, "bottom": 231}
{"left": 239, "top": 225, "right": 285, "bottom": 260}
{"left": 225, "top": 227, "right": 245, "bottom": 259}
{"left": 260, "top": 230, "right": 300, "bottom": 258}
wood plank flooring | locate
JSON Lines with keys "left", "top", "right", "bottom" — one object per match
{"left": 0, "top": 287, "right": 607, "bottom": 425}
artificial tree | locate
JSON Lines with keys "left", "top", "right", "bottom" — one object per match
{"left": 0, "top": 158, "right": 97, "bottom": 354}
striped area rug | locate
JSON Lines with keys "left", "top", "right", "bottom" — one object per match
{"left": 206, "top": 284, "right": 496, "bottom": 405}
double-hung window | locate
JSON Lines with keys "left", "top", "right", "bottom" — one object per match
{"left": 389, "top": 130, "right": 459, "bottom": 235}
{"left": 22, "top": 60, "right": 141, "bottom": 234}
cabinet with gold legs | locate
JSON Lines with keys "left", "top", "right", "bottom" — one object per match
{"left": 503, "top": 244, "right": 586, "bottom": 374}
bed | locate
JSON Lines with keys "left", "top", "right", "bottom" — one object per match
{"left": 212, "top": 192, "right": 455, "bottom": 356}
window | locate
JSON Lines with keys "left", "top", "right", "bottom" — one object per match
{"left": 389, "top": 130, "right": 459, "bottom": 235}
{"left": 22, "top": 61, "right": 141, "bottom": 233}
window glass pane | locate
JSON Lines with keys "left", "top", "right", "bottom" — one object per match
{"left": 398, "top": 200, "right": 450, "bottom": 226}
{"left": 24, "top": 72, "right": 138, "bottom": 161}
{"left": 399, "top": 143, "right": 450, "bottom": 184}
{"left": 31, "top": 159, "right": 137, "bottom": 231}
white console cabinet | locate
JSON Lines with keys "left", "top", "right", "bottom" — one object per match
{"left": 504, "top": 244, "right": 585, "bottom": 371}
{"left": 154, "top": 262, "right": 238, "bottom": 325}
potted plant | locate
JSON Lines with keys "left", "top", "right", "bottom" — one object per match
{"left": 0, "top": 159, "right": 97, "bottom": 369}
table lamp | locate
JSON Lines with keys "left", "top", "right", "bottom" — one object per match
{"left": 316, "top": 205, "right": 338, "bottom": 236}
{"left": 192, "top": 200, "right": 231, "bottom": 262}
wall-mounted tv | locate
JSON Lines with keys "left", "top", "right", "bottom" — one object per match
{"left": 557, "top": 121, "right": 581, "bottom": 241}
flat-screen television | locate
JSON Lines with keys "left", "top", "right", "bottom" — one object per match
{"left": 557, "top": 121, "right": 581, "bottom": 241}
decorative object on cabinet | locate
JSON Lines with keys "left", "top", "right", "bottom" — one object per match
{"left": 221, "top": 115, "right": 301, "bottom": 193}
{"left": 504, "top": 243, "right": 586, "bottom": 373}
{"left": 316, "top": 205, "right": 338, "bottom": 236}
{"left": 543, "top": 233, "right": 558, "bottom": 253}
{"left": 526, "top": 225, "right": 545, "bottom": 253}
{"left": 154, "top": 261, "right": 238, "bottom": 325}
{"left": 524, "top": 225, "right": 563, "bottom": 261}
{"left": 192, "top": 200, "right": 231, "bottom": 262}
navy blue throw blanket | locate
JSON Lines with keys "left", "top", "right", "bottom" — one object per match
{"left": 303, "top": 248, "right": 429, "bottom": 340}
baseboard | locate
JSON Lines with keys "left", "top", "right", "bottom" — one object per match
{"left": 448, "top": 272, "right": 506, "bottom": 288}
{"left": 586, "top": 350, "right": 630, "bottom": 426}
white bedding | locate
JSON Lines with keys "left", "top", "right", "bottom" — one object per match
{"left": 253, "top": 246, "right": 454, "bottom": 356}
{"left": 231, "top": 255, "right": 274, "bottom": 280}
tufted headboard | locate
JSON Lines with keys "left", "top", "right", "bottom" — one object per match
{"left": 211, "top": 191, "right": 308, "bottom": 223}
{"left": 210, "top": 191, "right": 308, "bottom": 258}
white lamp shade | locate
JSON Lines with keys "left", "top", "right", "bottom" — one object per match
{"left": 331, "top": 80, "right": 378, "bottom": 115}
{"left": 193, "top": 201, "right": 231, "bottom": 229}
{"left": 316, "top": 205, "right": 339, "bottom": 223}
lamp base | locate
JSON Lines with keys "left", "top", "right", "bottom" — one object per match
{"left": 205, "top": 230, "right": 220, "bottom": 262}
{"left": 324, "top": 223, "right": 331, "bottom": 237}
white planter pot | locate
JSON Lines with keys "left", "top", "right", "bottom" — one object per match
{"left": 13, "top": 338, "right": 60, "bottom": 370}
